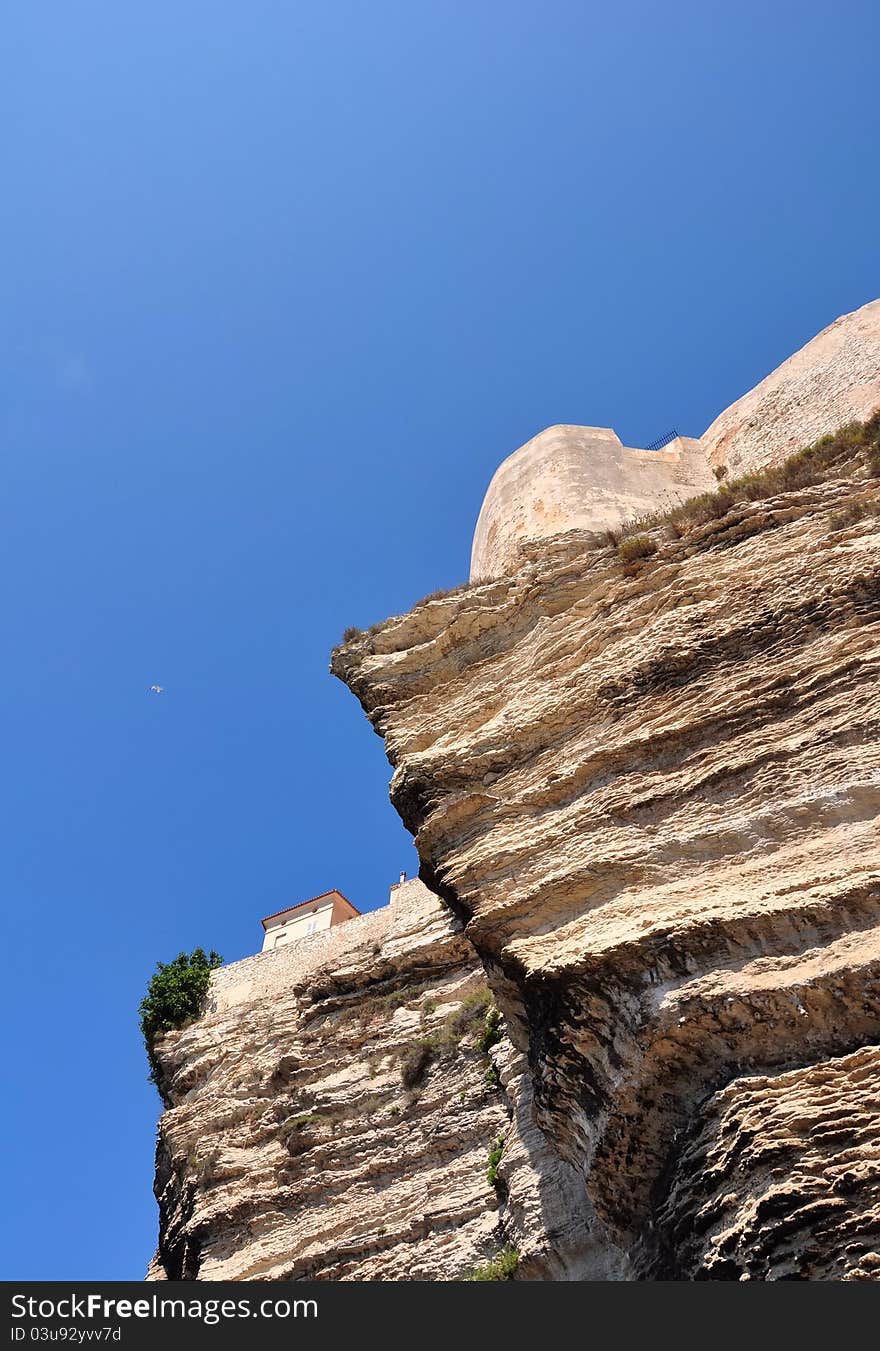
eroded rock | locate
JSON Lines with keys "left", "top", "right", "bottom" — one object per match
{"left": 334, "top": 453, "right": 880, "bottom": 1280}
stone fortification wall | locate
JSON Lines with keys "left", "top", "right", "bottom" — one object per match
{"left": 470, "top": 425, "right": 714, "bottom": 580}
{"left": 702, "top": 298, "right": 880, "bottom": 478}
{"left": 209, "top": 877, "right": 438, "bottom": 1013}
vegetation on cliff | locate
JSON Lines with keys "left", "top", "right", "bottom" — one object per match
{"left": 139, "top": 948, "right": 222, "bottom": 1083}
{"left": 617, "top": 410, "right": 880, "bottom": 542}
{"left": 466, "top": 1246, "right": 519, "bottom": 1281}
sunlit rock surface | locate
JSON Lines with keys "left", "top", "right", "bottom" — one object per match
{"left": 147, "top": 883, "right": 616, "bottom": 1280}
{"left": 334, "top": 447, "right": 880, "bottom": 1280}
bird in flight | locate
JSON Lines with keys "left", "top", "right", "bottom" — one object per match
{"left": 150, "top": 685, "right": 164, "bottom": 694}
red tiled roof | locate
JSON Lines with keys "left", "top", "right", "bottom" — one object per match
{"left": 260, "top": 889, "right": 360, "bottom": 928}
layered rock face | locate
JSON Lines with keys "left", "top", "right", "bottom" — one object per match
{"left": 148, "top": 884, "right": 505, "bottom": 1280}
{"left": 334, "top": 434, "right": 880, "bottom": 1279}
{"left": 644, "top": 1045, "right": 880, "bottom": 1280}
{"left": 702, "top": 298, "right": 880, "bottom": 477}
{"left": 148, "top": 881, "right": 615, "bottom": 1281}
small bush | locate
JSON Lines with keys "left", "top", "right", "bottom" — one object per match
{"left": 280, "top": 1110, "right": 316, "bottom": 1136}
{"left": 487, "top": 1134, "right": 505, "bottom": 1187}
{"left": 476, "top": 1005, "right": 502, "bottom": 1054}
{"left": 829, "top": 498, "right": 880, "bottom": 531}
{"left": 279, "top": 1115, "right": 313, "bottom": 1155}
{"left": 617, "top": 534, "right": 657, "bottom": 565}
{"left": 383, "top": 988, "right": 413, "bottom": 1010}
{"left": 416, "top": 585, "right": 466, "bottom": 607}
{"left": 597, "top": 414, "right": 880, "bottom": 553}
{"left": 675, "top": 487, "right": 736, "bottom": 527}
{"left": 400, "top": 1041, "right": 434, "bottom": 1090}
{"left": 397, "top": 989, "right": 495, "bottom": 1088}
{"left": 187, "top": 1145, "right": 220, "bottom": 1184}
{"left": 356, "top": 977, "right": 432, "bottom": 1017}
{"left": 341, "top": 625, "right": 363, "bottom": 643}
{"left": 139, "top": 948, "right": 222, "bottom": 1083}
{"left": 483, "top": 1063, "right": 501, "bottom": 1090}
{"left": 466, "top": 1247, "right": 519, "bottom": 1281}
{"left": 441, "top": 990, "right": 492, "bottom": 1044}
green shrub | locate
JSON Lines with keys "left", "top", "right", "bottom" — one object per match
{"left": 280, "top": 1115, "right": 312, "bottom": 1155}
{"left": 441, "top": 990, "right": 492, "bottom": 1042}
{"left": 398, "top": 989, "right": 496, "bottom": 1089}
{"left": 486, "top": 1134, "right": 505, "bottom": 1187}
{"left": 617, "top": 534, "right": 657, "bottom": 565}
{"left": 139, "top": 948, "right": 222, "bottom": 1083}
{"left": 476, "top": 1005, "right": 502, "bottom": 1054}
{"left": 466, "top": 1246, "right": 519, "bottom": 1281}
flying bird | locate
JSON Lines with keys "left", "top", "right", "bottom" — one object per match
{"left": 150, "top": 685, "right": 164, "bottom": 694}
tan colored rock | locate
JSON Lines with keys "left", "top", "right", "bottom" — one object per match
{"left": 702, "top": 298, "right": 880, "bottom": 477}
{"left": 470, "top": 425, "right": 714, "bottom": 581}
{"left": 147, "top": 881, "right": 616, "bottom": 1280}
{"left": 334, "top": 443, "right": 880, "bottom": 1279}
{"left": 642, "top": 1045, "right": 880, "bottom": 1280}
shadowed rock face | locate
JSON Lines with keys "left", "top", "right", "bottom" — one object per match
{"left": 334, "top": 450, "right": 880, "bottom": 1279}
{"left": 641, "top": 1045, "right": 880, "bottom": 1281}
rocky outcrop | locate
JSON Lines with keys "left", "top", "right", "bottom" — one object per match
{"left": 642, "top": 1045, "right": 880, "bottom": 1280}
{"left": 148, "top": 885, "right": 505, "bottom": 1280}
{"left": 147, "top": 882, "right": 617, "bottom": 1281}
{"left": 333, "top": 427, "right": 880, "bottom": 1279}
{"left": 702, "top": 298, "right": 880, "bottom": 477}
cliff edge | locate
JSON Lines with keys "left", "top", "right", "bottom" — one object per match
{"left": 334, "top": 416, "right": 880, "bottom": 1279}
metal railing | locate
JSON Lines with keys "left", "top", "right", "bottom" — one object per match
{"left": 644, "top": 428, "right": 679, "bottom": 452}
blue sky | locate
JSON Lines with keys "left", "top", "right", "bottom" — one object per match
{"left": 1, "top": 1, "right": 877, "bottom": 1279}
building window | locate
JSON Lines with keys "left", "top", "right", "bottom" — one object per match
{"left": 306, "top": 918, "right": 319, "bottom": 935}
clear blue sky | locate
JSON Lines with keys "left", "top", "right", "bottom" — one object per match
{"left": 1, "top": 2, "right": 877, "bottom": 1280}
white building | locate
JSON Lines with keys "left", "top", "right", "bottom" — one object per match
{"left": 260, "top": 889, "right": 360, "bottom": 952}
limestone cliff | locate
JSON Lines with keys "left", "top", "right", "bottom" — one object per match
{"left": 333, "top": 419, "right": 880, "bottom": 1279}
{"left": 147, "top": 882, "right": 610, "bottom": 1281}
